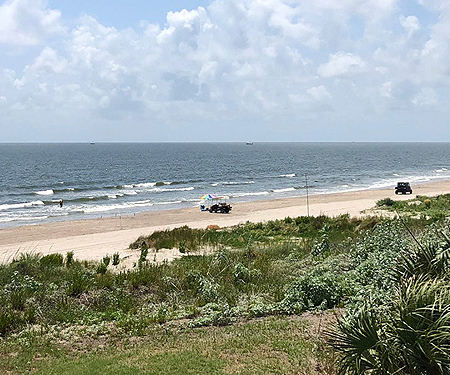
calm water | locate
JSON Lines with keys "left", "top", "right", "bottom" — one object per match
{"left": 1, "top": 142, "right": 449, "bottom": 228}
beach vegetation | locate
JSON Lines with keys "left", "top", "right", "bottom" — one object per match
{"left": 377, "top": 193, "right": 450, "bottom": 221}
{"left": 1, "top": 210, "right": 450, "bottom": 374}
{"left": 112, "top": 252, "right": 120, "bottom": 266}
{"left": 65, "top": 251, "right": 74, "bottom": 267}
{"left": 102, "top": 255, "right": 110, "bottom": 267}
{"left": 332, "top": 224, "right": 450, "bottom": 375}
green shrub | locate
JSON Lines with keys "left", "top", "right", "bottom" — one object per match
{"left": 376, "top": 197, "right": 396, "bottom": 207}
{"left": 66, "top": 251, "right": 74, "bottom": 267}
{"left": 102, "top": 255, "right": 111, "bottom": 267}
{"left": 40, "top": 253, "right": 64, "bottom": 268}
{"left": 189, "top": 303, "right": 232, "bottom": 327}
{"left": 66, "top": 267, "right": 92, "bottom": 296}
{"left": 311, "top": 225, "right": 330, "bottom": 257}
{"left": 112, "top": 252, "right": 120, "bottom": 266}
{"left": 97, "top": 262, "right": 108, "bottom": 275}
{"left": 280, "top": 270, "right": 345, "bottom": 314}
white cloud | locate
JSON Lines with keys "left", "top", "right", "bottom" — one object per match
{"left": 411, "top": 87, "right": 438, "bottom": 108}
{"left": 30, "top": 47, "right": 68, "bottom": 73}
{"left": 307, "top": 85, "right": 332, "bottom": 101}
{"left": 400, "top": 15, "right": 421, "bottom": 37}
{"left": 1, "top": 0, "right": 450, "bottom": 141}
{"left": 0, "top": 0, "right": 64, "bottom": 45}
{"left": 318, "top": 52, "right": 366, "bottom": 78}
{"left": 380, "top": 81, "right": 392, "bottom": 97}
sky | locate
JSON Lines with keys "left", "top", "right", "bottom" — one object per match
{"left": 0, "top": 0, "right": 449, "bottom": 142}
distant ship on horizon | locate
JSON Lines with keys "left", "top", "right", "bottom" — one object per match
{"left": 246, "top": 141, "right": 253, "bottom": 145}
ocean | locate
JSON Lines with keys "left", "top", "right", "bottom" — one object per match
{"left": 1, "top": 142, "right": 449, "bottom": 228}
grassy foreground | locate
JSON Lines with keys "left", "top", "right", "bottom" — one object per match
{"left": 3, "top": 315, "right": 335, "bottom": 375}
{"left": 1, "top": 194, "right": 450, "bottom": 374}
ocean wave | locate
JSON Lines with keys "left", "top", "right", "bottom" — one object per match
{"left": 171, "top": 179, "right": 203, "bottom": 185}
{"left": 0, "top": 200, "right": 45, "bottom": 211}
{"left": 134, "top": 182, "right": 157, "bottom": 188}
{"left": 53, "top": 187, "right": 76, "bottom": 193}
{"left": 35, "top": 189, "right": 54, "bottom": 196}
{"left": 212, "top": 181, "right": 255, "bottom": 186}
{"left": 232, "top": 191, "right": 270, "bottom": 198}
{"left": 81, "top": 199, "right": 155, "bottom": 213}
{"left": 150, "top": 186, "right": 195, "bottom": 193}
{"left": 272, "top": 187, "right": 297, "bottom": 193}
{"left": 42, "top": 194, "right": 126, "bottom": 204}
{"left": 0, "top": 215, "right": 49, "bottom": 223}
{"left": 118, "top": 180, "right": 202, "bottom": 189}
{"left": 279, "top": 173, "right": 296, "bottom": 178}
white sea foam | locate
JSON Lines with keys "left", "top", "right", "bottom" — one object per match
{"left": 82, "top": 199, "right": 155, "bottom": 213}
{"left": 223, "top": 181, "right": 255, "bottom": 185}
{"left": 135, "top": 182, "right": 157, "bottom": 188}
{"left": 0, "top": 200, "right": 45, "bottom": 211}
{"left": 151, "top": 186, "right": 194, "bottom": 193}
{"left": 279, "top": 173, "right": 296, "bottom": 178}
{"left": 272, "top": 187, "right": 296, "bottom": 193}
{"left": 35, "top": 189, "right": 54, "bottom": 195}
{"left": 233, "top": 191, "right": 269, "bottom": 198}
{"left": 212, "top": 181, "right": 255, "bottom": 186}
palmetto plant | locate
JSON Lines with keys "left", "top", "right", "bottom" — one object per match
{"left": 333, "top": 277, "right": 450, "bottom": 375}
{"left": 392, "top": 277, "right": 450, "bottom": 374}
{"left": 331, "top": 306, "right": 393, "bottom": 375}
{"left": 393, "top": 227, "right": 450, "bottom": 282}
{"left": 333, "top": 228, "right": 450, "bottom": 375}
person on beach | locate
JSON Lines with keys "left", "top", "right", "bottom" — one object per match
{"left": 59, "top": 199, "right": 63, "bottom": 208}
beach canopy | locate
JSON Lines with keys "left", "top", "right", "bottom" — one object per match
{"left": 200, "top": 194, "right": 217, "bottom": 200}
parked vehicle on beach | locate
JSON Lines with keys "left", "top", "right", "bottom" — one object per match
{"left": 209, "top": 202, "right": 232, "bottom": 214}
{"left": 200, "top": 194, "right": 232, "bottom": 213}
{"left": 395, "top": 182, "right": 412, "bottom": 194}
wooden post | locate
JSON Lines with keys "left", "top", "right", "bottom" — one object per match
{"left": 305, "top": 173, "right": 310, "bottom": 216}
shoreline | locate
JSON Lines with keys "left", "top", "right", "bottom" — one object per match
{"left": 2, "top": 179, "right": 450, "bottom": 265}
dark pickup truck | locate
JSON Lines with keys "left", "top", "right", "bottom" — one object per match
{"left": 209, "top": 202, "right": 232, "bottom": 214}
{"left": 395, "top": 182, "right": 412, "bottom": 194}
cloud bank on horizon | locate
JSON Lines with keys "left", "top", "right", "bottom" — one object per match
{"left": 0, "top": 0, "right": 449, "bottom": 142}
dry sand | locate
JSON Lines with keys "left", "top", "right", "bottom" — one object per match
{"left": 1, "top": 180, "right": 450, "bottom": 267}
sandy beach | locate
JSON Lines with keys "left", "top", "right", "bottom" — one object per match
{"left": 1, "top": 180, "right": 450, "bottom": 266}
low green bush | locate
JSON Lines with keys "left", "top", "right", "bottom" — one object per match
{"left": 40, "top": 253, "right": 64, "bottom": 268}
{"left": 376, "top": 197, "right": 396, "bottom": 207}
{"left": 280, "top": 270, "right": 346, "bottom": 314}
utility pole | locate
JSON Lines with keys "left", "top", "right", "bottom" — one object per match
{"left": 305, "top": 173, "right": 310, "bottom": 216}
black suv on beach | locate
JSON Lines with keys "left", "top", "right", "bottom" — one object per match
{"left": 395, "top": 182, "right": 412, "bottom": 194}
